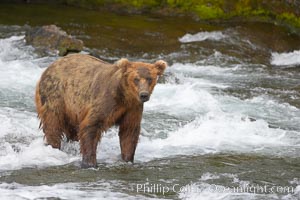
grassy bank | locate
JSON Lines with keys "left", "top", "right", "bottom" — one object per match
{"left": 4, "top": 0, "right": 300, "bottom": 32}
{"left": 62, "top": 0, "right": 300, "bottom": 31}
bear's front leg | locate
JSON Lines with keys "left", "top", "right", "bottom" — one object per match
{"left": 79, "top": 124, "right": 102, "bottom": 168}
{"left": 118, "top": 106, "right": 143, "bottom": 163}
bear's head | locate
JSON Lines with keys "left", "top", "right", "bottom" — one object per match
{"left": 116, "top": 58, "right": 167, "bottom": 103}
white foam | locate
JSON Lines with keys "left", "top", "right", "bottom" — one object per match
{"left": 0, "top": 36, "right": 29, "bottom": 60}
{"left": 219, "top": 95, "right": 300, "bottom": 132}
{"left": 96, "top": 94, "right": 298, "bottom": 162}
{"left": 271, "top": 50, "right": 300, "bottom": 66}
{"left": 134, "top": 112, "right": 290, "bottom": 162}
{"left": 0, "top": 108, "right": 78, "bottom": 171}
{"left": 0, "top": 108, "right": 39, "bottom": 140}
{"left": 145, "top": 83, "right": 221, "bottom": 117}
{"left": 0, "top": 138, "right": 75, "bottom": 171}
{"left": 169, "top": 62, "right": 240, "bottom": 78}
{"left": 0, "top": 36, "right": 44, "bottom": 91}
{"left": 0, "top": 59, "right": 43, "bottom": 90}
{"left": 179, "top": 31, "right": 226, "bottom": 43}
{"left": 200, "top": 173, "right": 220, "bottom": 181}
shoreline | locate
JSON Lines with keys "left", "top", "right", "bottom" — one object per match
{"left": 1, "top": 0, "right": 300, "bottom": 34}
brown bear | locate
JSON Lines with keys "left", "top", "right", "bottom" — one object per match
{"left": 35, "top": 54, "right": 167, "bottom": 168}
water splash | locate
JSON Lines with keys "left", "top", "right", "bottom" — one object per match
{"left": 179, "top": 31, "right": 226, "bottom": 43}
{"left": 271, "top": 50, "right": 300, "bottom": 66}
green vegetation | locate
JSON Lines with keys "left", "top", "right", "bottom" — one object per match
{"left": 52, "top": 0, "right": 300, "bottom": 31}
{"left": 63, "top": 0, "right": 161, "bottom": 8}
{"left": 278, "top": 12, "right": 300, "bottom": 29}
{"left": 194, "top": 4, "right": 225, "bottom": 20}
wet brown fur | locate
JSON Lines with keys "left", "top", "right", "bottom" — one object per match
{"left": 35, "top": 54, "right": 167, "bottom": 168}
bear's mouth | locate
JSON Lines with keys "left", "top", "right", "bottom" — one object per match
{"left": 140, "top": 97, "right": 149, "bottom": 103}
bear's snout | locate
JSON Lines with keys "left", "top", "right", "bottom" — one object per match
{"left": 139, "top": 91, "right": 150, "bottom": 102}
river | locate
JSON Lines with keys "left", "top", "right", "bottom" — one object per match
{"left": 0, "top": 3, "right": 299, "bottom": 200}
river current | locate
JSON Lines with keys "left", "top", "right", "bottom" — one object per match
{"left": 0, "top": 3, "right": 299, "bottom": 200}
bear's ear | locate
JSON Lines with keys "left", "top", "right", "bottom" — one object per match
{"left": 116, "top": 58, "right": 131, "bottom": 73}
{"left": 154, "top": 60, "right": 167, "bottom": 76}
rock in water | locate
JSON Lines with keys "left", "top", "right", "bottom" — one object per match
{"left": 25, "top": 25, "right": 83, "bottom": 56}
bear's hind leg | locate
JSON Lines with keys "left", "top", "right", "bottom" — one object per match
{"left": 41, "top": 111, "right": 64, "bottom": 149}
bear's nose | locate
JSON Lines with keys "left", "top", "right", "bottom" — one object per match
{"left": 139, "top": 92, "right": 149, "bottom": 102}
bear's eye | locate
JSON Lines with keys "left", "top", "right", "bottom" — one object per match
{"left": 134, "top": 78, "right": 140, "bottom": 85}
{"left": 146, "top": 77, "right": 152, "bottom": 84}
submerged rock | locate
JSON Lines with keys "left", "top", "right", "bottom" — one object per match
{"left": 25, "top": 25, "right": 83, "bottom": 56}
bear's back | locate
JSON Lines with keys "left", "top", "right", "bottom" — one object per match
{"left": 47, "top": 54, "right": 113, "bottom": 76}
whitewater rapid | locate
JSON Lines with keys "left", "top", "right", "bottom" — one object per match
{"left": 271, "top": 50, "right": 300, "bottom": 67}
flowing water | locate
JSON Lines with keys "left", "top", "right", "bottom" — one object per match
{"left": 0, "top": 3, "right": 299, "bottom": 200}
